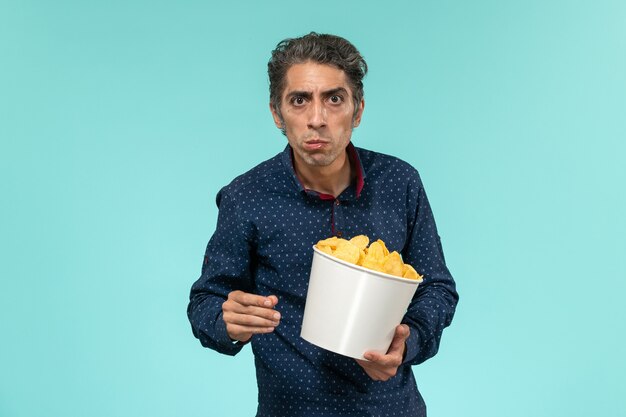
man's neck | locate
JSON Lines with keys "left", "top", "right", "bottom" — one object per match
{"left": 294, "top": 150, "right": 354, "bottom": 198}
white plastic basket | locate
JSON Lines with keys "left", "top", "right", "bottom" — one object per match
{"left": 300, "top": 246, "right": 421, "bottom": 360}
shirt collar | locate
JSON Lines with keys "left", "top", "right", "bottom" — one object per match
{"left": 280, "top": 142, "right": 365, "bottom": 200}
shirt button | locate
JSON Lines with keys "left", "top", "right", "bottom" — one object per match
{"left": 336, "top": 231, "right": 343, "bottom": 237}
{"left": 335, "top": 199, "right": 341, "bottom": 206}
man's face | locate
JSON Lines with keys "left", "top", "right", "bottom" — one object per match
{"left": 270, "top": 62, "right": 364, "bottom": 169}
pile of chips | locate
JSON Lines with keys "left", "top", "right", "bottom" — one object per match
{"left": 315, "top": 235, "right": 423, "bottom": 281}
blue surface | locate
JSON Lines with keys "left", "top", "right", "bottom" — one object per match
{"left": 1, "top": 1, "right": 625, "bottom": 416}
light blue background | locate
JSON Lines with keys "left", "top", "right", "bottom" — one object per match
{"left": 1, "top": 1, "right": 625, "bottom": 416}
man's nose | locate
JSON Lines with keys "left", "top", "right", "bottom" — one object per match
{"left": 307, "top": 100, "right": 327, "bottom": 129}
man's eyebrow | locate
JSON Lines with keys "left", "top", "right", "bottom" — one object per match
{"left": 322, "top": 87, "right": 349, "bottom": 96}
{"left": 286, "top": 90, "right": 313, "bottom": 99}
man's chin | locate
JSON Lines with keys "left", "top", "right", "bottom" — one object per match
{"left": 301, "top": 155, "right": 335, "bottom": 167}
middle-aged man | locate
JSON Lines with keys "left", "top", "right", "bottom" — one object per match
{"left": 188, "top": 32, "right": 458, "bottom": 417}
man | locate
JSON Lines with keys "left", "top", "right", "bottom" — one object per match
{"left": 188, "top": 32, "right": 458, "bottom": 416}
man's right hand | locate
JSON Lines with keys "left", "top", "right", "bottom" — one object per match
{"left": 222, "top": 290, "right": 280, "bottom": 342}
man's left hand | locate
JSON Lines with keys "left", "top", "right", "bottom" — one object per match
{"left": 356, "top": 324, "right": 410, "bottom": 381}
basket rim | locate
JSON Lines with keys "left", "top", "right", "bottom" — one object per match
{"left": 312, "top": 246, "right": 423, "bottom": 285}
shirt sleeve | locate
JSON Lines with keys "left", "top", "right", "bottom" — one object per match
{"left": 400, "top": 172, "right": 459, "bottom": 365}
{"left": 187, "top": 189, "right": 256, "bottom": 356}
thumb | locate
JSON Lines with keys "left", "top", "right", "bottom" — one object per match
{"left": 388, "top": 324, "right": 410, "bottom": 354}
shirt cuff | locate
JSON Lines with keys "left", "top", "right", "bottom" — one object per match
{"left": 215, "top": 312, "right": 248, "bottom": 351}
{"left": 402, "top": 325, "right": 419, "bottom": 365}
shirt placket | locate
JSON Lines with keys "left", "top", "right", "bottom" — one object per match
{"left": 331, "top": 198, "right": 344, "bottom": 238}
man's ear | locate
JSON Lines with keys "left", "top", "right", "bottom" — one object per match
{"left": 269, "top": 103, "right": 283, "bottom": 129}
{"left": 353, "top": 98, "right": 365, "bottom": 128}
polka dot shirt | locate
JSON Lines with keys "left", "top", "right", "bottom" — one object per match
{"left": 188, "top": 143, "right": 458, "bottom": 417}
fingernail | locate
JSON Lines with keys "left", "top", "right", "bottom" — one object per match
{"left": 273, "top": 312, "right": 281, "bottom": 320}
{"left": 264, "top": 299, "right": 271, "bottom": 306}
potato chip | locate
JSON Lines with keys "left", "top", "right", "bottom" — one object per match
{"left": 360, "top": 257, "right": 383, "bottom": 271}
{"left": 402, "top": 264, "right": 422, "bottom": 281}
{"left": 357, "top": 249, "right": 366, "bottom": 265}
{"left": 365, "top": 241, "right": 385, "bottom": 262}
{"left": 360, "top": 241, "right": 384, "bottom": 270}
{"left": 382, "top": 251, "right": 404, "bottom": 277}
{"left": 333, "top": 240, "right": 361, "bottom": 264}
{"left": 375, "top": 239, "right": 390, "bottom": 257}
{"left": 317, "top": 244, "right": 334, "bottom": 256}
{"left": 349, "top": 235, "right": 369, "bottom": 251}
{"left": 316, "top": 236, "right": 341, "bottom": 250}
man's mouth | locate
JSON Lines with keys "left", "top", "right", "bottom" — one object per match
{"left": 304, "top": 139, "right": 329, "bottom": 150}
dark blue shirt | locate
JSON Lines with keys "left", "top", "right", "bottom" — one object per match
{"left": 188, "top": 143, "right": 458, "bottom": 417}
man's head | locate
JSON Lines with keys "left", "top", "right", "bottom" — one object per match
{"left": 267, "top": 34, "right": 367, "bottom": 171}
{"left": 268, "top": 32, "right": 368, "bottom": 122}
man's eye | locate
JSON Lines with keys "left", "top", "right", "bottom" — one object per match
{"left": 329, "top": 95, "right": 343, "bottom": 104}
{"left": 292, "top": 97, "right": 306, "bottom": 106}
